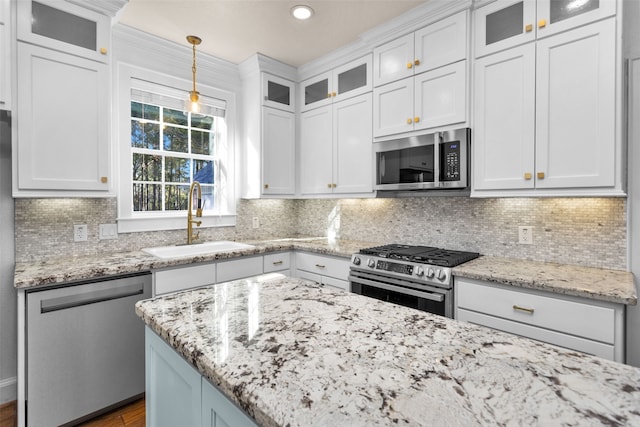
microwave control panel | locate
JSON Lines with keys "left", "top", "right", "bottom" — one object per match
{"left": 441, "top": 141, "right": 460, "bottom": 181}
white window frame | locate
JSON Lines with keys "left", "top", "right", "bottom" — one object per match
{"left": 116, "top": 63, "right": 237, "bottom": 233}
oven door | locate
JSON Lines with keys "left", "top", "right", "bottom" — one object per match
{"left": 349, "top": 269, "right": 452, "bottom": 318}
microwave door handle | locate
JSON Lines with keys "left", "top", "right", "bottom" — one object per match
{"left": 434, "top": 132, "right": 442, "bottom": 188}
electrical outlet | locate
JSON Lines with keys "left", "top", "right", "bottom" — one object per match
{"left": 252, "top": 217, "right": 260, "bottom": 229}
{"left": 74, "top": 224, "right": 88, "bottom": 242}
{"left": 518, "top": 226, "right": 533, "bottom": 245}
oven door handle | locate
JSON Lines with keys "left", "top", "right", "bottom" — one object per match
{"left": 348, "top": 274, "right": 444, "bottom": 303}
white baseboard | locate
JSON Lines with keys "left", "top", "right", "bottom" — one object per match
{"left": 0, "top": 376, "right": 17, "bottom": 404}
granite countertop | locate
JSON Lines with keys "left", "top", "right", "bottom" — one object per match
{"left": 453, "top": 256, "right": 637, "bottom": 306}
{"left": 13, "top": 237, "right": 375, "bottom": 290}
{"left": 136, "top": 275, "right": 640, "bottom": 427}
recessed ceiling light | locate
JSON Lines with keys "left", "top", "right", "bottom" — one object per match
{"left": 291, "top": 5, "right": 314, "bottom": 20}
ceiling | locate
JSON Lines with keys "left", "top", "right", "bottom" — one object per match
{"left": 117, "top": 0, "right": 426, "bottom": 67}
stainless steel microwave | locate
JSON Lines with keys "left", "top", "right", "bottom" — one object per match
{"left": 375, "top": 128, "right": 470, "bottom": 191}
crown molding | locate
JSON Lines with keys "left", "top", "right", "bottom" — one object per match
{"left": 238, "top": 53, "right": 297, "bottom": 82}
{"left": 65, "top": 0, "right": 128, "bottom": 17}
{"left": 112, "top": 24, "right": 241, "bottom": 91}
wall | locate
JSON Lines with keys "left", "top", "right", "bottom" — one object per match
{"left": 0, "top": 111, "right": 16, "bottom": 403}
{"left": 15, "top": 196, "right": 627, "bottom": 271}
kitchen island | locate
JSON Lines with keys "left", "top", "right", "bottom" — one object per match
{"left": 135, "top": 274, "right": 640, "bottom": 427}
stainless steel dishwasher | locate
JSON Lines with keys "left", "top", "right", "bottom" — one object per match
{"left": 26, "top": 273, "right": 151, "bottom": 426}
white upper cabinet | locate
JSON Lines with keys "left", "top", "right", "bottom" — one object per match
{"left": 373, "top": 10, "right": 467, "bottom": 87}
{"left": 473, "top": 11, "right": 618, "bottom": 194}
{"left": 17, "top": 0, "right": 111, "bottom": 63}
{"left": 299, "top": 93, "right": 373, "bottom": 195}
{"left": 0, "top": 0, "right": 10, "bottom": 109}
{"left": 262, "top": 73, "right": 295, "bottom": 113}
{"left": 262, "top": 107, "right": 295, "bottom": 195}
{"left": 300, "top": 55, "right": 372, "bottom": 112}
{"left": 474, "top": 0, "right": 616, "bottom": 58}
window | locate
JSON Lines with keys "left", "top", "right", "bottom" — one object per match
{"left": 117, "top": 66, "right": 236, "bottom": 233}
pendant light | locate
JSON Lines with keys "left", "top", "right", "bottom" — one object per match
{"left": 186, "top": 35, "right": 202, "bottom": 114}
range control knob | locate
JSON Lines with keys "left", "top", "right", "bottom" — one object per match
{"left": 367, "top": 259, "right": 376, "bottom": 268}
{"left": 416, "top": 267, "right": 424, "bottom": 277}
{"left": 353, "top": 256, "right": 361, "bottom": 266}
{"left": 426, "top": 268, "right": 435, "bottom": 278}
{"left": 436, "top": 269, "right": 447, "bottom": 281}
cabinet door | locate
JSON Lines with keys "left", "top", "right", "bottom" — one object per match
{"left": 373, "top": 33, "right": 414, "bottom": 87}
{"left": 262, "top": 108, "right": 295, "bottom": 195}
{"left": 473, "top": 44, "right": 535, "bottom": 190}
{"left": 333, "top": 93, "right": 373, "bottom": 194}
{"left": 536, "top": 0, "right": 616, "bottom": 39}
{"left": 262, "top": 73, "right": 295, "bottom": 112}
{"left": 16, "top": 0, "right": 110, "bottom": 63}
{"left": 300, "top": 71, "right": 332, "bottom": 112}
{"left": 0, "top": 16, "right": 8, "bottom": 109}
{"left": 535, "top": 19, "right": 615, "bottom": 189}
{"left": 16, "top": 43, "right": 110, "bottom": 191}
{"left": 373, "top": 78, "right": 414, "bottom": 137}
{"left": 299, "top": 106, "right": 333, "bottom": 193}
{"left": 216, "top": 256, "right": 263, "bottom": 283}
{"left": 202, "top": 379, "right": 257, "bottom": 427}
{"left": 414, "top": 61, "right": 466, "bottom": 131}
{"left": 474, "top": 0, "right": 536, "bottom": 58}
{"left": 414, "top": 10, "right": 467, "bottom": 73}
{"left": 146, "top": 328, "right": 202, "bottom": 427}
{"left": 333, "top": 55, "right": 372, "bottom": 103}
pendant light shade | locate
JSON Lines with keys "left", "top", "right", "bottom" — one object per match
{"left": 186, "top": 35, "right": 202, "bottom": 114}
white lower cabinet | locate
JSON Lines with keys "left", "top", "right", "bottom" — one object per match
{"left": 263, "top": 252, "right": 292, "bottom": 275}
{"left": 294, "top": 252, "right": 350, "bottom": 291}
{"left": 217, "top": 256, "right": 263, "bottom": 283}
{"left": 145, "top": 327, "right": 257, "bottom": 427}
{"left": 455, "top": 277, "right": 625, "bottom": 362}
{"left": 153, "top": 263, "right": 216, "bottom": 296}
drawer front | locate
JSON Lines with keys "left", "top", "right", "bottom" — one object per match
{"left": 322, "top": 276, "right": 349, "bottom": 291}
{"left": 216, "top": 256, "right": 263, "bottom": 283}
{"left": 457, "top": 308, "right": 616, "bottom": 361}
{"left": 296, "top": 270, "right": 321, "bottom": 284}
{"left": 264, "top": 252, "right": 291, "bottom": 273}
{"left": 295, "top": 252, "right": 350, "bottom": 281}
{"left": 154, "top": 263, "right": 216, "bottom": 296}
{"left": 456, "top": 278, "right": 615, "bottom": 343}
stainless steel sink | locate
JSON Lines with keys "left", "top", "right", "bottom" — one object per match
{"left": 142, "top": 241, "right": 255, "bottom": 259}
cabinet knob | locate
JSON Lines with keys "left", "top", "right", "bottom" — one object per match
{"left": 264, "top": 184, "right": 269, "bottom": 189}
{"left": 414, "top": 117, "right": 420, "bottom": 123}
{"left": 327, "top": 93, "right": 332, "bottom": 98}
{"left": 414, "top": 59, "right": 420, "bottom": 66}
{"left": 332, "top": 183, "right": 337, "bottom": 188}
{"left": 406, "top": 62, "right": 413, "bottom": 69}
{"left": 332, "top": 92, "right": 337, "bottom": 97}
{"left": 407, "top": 118, "right": 413, "bottom": 124}
{"left": 524, "top": 172, "right": 532, "bottom": 180}
{"left": 101, "top": 176, "right": 108, "bottom": 183}
{"left": 538, "top": 19, "right": 547, "bottom": 28}
{"left": 327, "top": 183, "right": 333, "bottom": 188}
{"left": 537, "top": 172, "right": 545, "bottom": 179}
{"left": 99, "top": 47, "right": 107, "bottom": 55}
{"left": 525, "top": 24, "right": 533, "bottom": 33}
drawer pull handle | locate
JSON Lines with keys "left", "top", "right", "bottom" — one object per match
{"left": 272, "top": 260, "right": 283, "bottom": 265}
{"left": 315, "top": 264, "right": 326, "bottom": 269}
{"left": 513, "top": 305, "right": 535, "bottom": 314}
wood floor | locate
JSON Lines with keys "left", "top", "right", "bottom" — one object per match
{"left": 0, "top": 398, "right": 145, "bottom": 427}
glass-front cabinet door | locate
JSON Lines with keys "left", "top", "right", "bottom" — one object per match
{"left": 300, "top": 71, "right": 332, "bottom": 112}
{"left": 17, "top": 0, "right": 110, "bottom": 62}
{"left": 262, "top": 73, "right": 295, "bottom": 112}
{"left": 536, "top": 0, "right": 615, "bottom": 39}
{"left": 474, "top": 0, "right": 536, "bottom": 58}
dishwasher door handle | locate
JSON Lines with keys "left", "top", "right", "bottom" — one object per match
{"left": 40, "top": 283, "right": 144, "bottom": 313}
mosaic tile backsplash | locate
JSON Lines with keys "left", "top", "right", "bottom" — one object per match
{"left": 14, "top": 196, "right": 627, "bottom": 270}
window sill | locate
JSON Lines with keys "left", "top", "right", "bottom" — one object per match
{"left": 117, "top": 214, "right": 236, "bottom": 233}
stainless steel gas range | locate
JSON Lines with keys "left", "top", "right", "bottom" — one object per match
{"left": 348, "top": 244, "right": 479, "bottom": 318}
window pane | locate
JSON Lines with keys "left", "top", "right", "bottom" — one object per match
{"left": 133, "top": 183, "right": 162, "bottom": 211}
{"left": 163, "top": 125, "right": 188, "bottom": 152}
{"left": 163, "top": 108, "right": 188, "bottom": 126}
{"left": 201, "top": 185, "right": 215, "bottom": 211}
{"left": 131, "top": 102, "right": 159, "bottom": 120}
{"left": 193, "top": 160, "right": 214, "bottom": 184}
{"left": 133, "top": 153, "right": 162, "bottom": 181}
{"left": 131, "top": 120, "right": 160, "bottom": 149}
{"left": 165, "top": 185, "right": 189, "bottom": 210}
{"left": 165, "top": 156, "right": 190, "bottom": 183}
{"left": 192, "top": 130, "right": 213, "bottom": 155}
{"left": 191, "top": 114, "right": 214, "bottom": 130}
